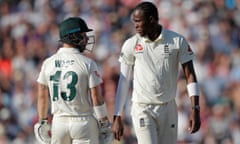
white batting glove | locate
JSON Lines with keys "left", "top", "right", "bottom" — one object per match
{"left": 34, "top": 119, "right": 51, "bottom": 144}
{"left": 98, "top": 119, "right": 114, "bottom": 144}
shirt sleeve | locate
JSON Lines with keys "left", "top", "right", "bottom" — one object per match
{"left": 179, "top": 37, "right": 195, "bottom": 64}
{"left": 89, "top": 61, "right": 103, "bottom": 88}
{"left": 114, "top": 62, "right": 132, "bottom": 116}
{"left": 119, "top": 37, "right": 136, "bottom": 65}
{"left": 37, "top": 61, "right": 48, "bottom": 86}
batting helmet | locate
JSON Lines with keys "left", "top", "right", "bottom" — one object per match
{"left": 59, "top": 17, "right": 94, "bottom": 52}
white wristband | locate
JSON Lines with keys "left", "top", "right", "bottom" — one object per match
{"left": 187, "top": 82, "right": 200, "bottom": 97}
{"left": 93, "top": 103, "right": 108, "bottom": 119}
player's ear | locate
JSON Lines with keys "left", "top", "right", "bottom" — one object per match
{"left": 149, "top": 16, "right": 154, "bottom": 23}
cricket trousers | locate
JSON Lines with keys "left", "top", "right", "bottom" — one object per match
{"left": 51, "top": 115, "right": 99, "bottom": 144}
{"left": 131, "top": 99, "right": 178, "bottom": 144}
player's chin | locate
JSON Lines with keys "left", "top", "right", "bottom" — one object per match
{"left": 137, "top": 31, "right": 144, "bottom": 36}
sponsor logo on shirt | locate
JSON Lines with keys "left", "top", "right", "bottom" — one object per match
{"left": 135, "top": 44, "right": 144, "bottom": 53}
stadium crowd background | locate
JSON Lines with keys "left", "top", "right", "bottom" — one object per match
{"left": 0, "top": 0, "right": 240, "bottom": 143}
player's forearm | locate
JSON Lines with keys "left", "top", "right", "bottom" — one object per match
{"left": 190, "top": 96, "right": 199, "bottom": 106}
{"left": 182, "top": 61, "right": 198, "bottom": 83}
{"left": 90, "top": 85, "right": 109, "bottom": 121}
{"left": 37, "top": 84, "right": 49, "bottom": 120}
{"left": 187, "top": 82, "right": 200, "bottom": 111}
{"left": 182, "top": 61, "right": 200, "bottom": 109}
{"left": 91, "top": 85, "right": 104, "bottom": 106}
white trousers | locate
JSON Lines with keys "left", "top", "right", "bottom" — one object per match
{"left": 51, "top": 115, "right": 99, "bottom": 144}
{"left": 131, "top": 100, "right": 178, "bottom": 144}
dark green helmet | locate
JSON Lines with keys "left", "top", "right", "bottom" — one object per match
{"left": 59, "top": 17, "right": 94, "bottom": 52}
{"left": 59, "top": 17, "right": 92, "bottom": 40}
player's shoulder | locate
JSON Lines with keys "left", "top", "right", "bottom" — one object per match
{"left": 125, "top": 34, "right": 139, "bottom": 43}
{"left": 81, "top": 54, "right": 95, "bottom": 63}
{"left": 163, "top": 28, "right": 185, "bottom": 39}
{"left": 41, "top": 54, "right": 55, "bottom": 66}
{"left": 41, "top": 52, "right": 65, "bottom": 66}
{"left": 75, "top": 54, "right": 98, "bottom": 68}
{"left": 122, "top": 34, "right": 139, "bottom": 46}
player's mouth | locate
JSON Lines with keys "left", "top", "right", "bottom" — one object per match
{"left": 136, "top": 29, "right": 143, "bottom": 34}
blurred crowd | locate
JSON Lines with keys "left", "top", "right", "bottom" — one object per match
{"left": 0, "top": 0, "right": 240, "bottom": 144}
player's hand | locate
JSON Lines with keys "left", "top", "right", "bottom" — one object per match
{"left": 112, "top": 115, "right": 124, "bottom": 141}
{"left": 188, "top": 108, "right": 201, "bottom": 133}
{"left": 98, "top": 118, "right": 114, "bottom": 144}
{"left": 34, "top": 119, "right": 51, "bottom": 144}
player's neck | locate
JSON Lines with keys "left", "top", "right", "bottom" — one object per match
{"left": 148, "top": 24, "right": 162, "bottom": 41}
{"left": 63, "top": 43, "right": 74, "bottom": 48}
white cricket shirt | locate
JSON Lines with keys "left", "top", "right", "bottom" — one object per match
{"left": 119, "top": 28, "right": 195, "bottom": 104}
{"left": 37, "top": 48, "right": 102, "bottom": 116}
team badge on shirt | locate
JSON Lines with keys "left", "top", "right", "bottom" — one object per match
{"left": 135, "top": 44, "right": 144, "bottom": 53}
{"left": 163, "top": 44, "right": 171, "bottom": 58}
{"left": 164, "top": 44, "right": 169, "bottom": 53}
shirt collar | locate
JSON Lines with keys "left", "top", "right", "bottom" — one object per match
{"left": 142, "top": 28, "right": 164, "bottom": 43}
{"left": 57, "top": 47, "right": 81, "bottom": 54}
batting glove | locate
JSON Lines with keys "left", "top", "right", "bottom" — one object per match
{"left": 34, "top": 119, "right": 51, "bottom": 144}
{"left": 98, "top": 119, "right": 114, "bottom": 144}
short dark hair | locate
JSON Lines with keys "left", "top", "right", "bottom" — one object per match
{"left": 134, "top": 2, "right": 159, "bottom": 21}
